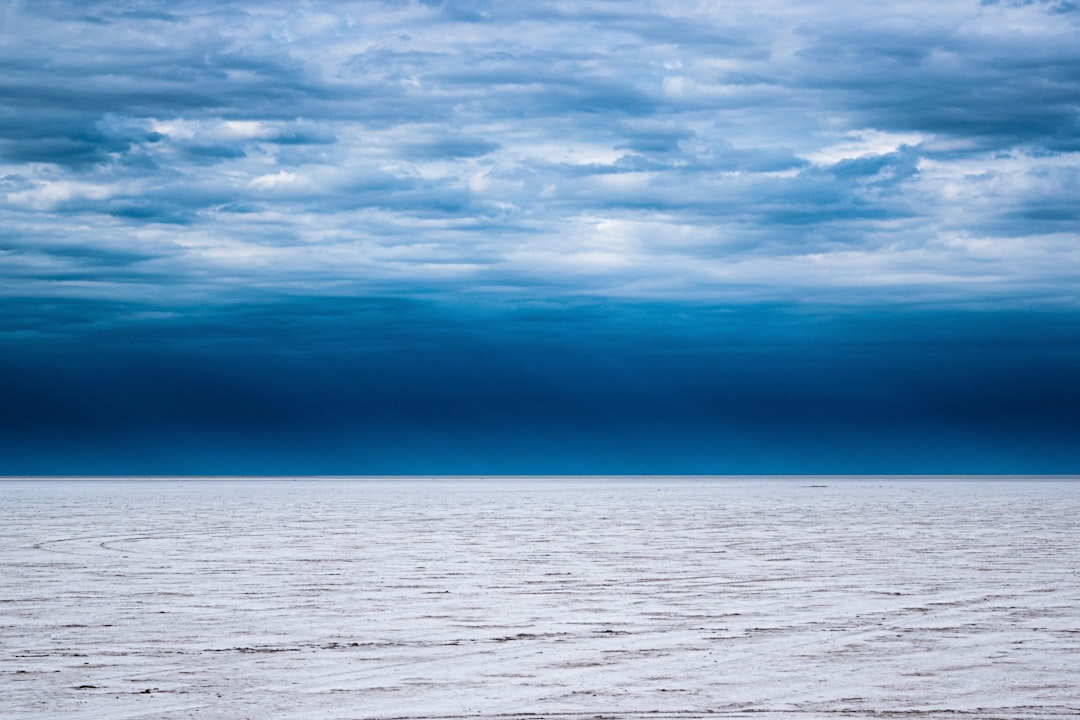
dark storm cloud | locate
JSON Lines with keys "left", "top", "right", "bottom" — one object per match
{"left": 401, "top": 137, "right": 501, "bottom": 159}
{"left": 792, "top": 20, "right": 1080, "bottom": 152}
{"left": 2, "top": 299, "right": 1078, "bottom": 473}
{"left": 0, "top": 111, "right": 149, "bottom": 167}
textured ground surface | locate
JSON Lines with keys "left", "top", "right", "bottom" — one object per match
{"left": 2, "top": 477, "right": 1079, "bottom": 719}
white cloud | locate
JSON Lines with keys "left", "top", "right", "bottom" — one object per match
{"left": 7, "top": 180, "right": 115, "bottom": 211}
{"left": 807, "top": 130, "right": 927, "bottom": 165}
{"left": 249, "top": 171, "right": 301, "bottom": 190}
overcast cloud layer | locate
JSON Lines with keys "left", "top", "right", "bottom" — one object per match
{"left": 3, "top": 1, "right": 1080, "bottom": 473}
{"left": 3, "top": 0, "right": 1079, "bottom": 307}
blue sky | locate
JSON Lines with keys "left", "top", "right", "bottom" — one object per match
{"left": 2, "top": 0, "right": 1079, "bottom": 474}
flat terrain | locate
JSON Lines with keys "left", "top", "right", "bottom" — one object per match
{"left": 2, "top": 477, "right": 1078, "bottom": 719}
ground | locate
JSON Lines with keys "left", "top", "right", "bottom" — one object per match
{"left": 2, "top": 477, "right": 1079, "bottom": 719}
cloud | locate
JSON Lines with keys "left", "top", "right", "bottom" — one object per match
{"left": 3, "top": 296, "right": 1079, "bottom": 473}
{"left": 401, "top": 136, "right": 501, "bottom": 159}
{"left": 0, "top": 0, "right": 1078, "bottom": 324}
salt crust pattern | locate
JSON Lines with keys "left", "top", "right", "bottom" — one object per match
{"left": 2, "top": 477, "right": 1079, "bottom": 719}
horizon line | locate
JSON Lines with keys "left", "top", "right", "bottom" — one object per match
{"left": 3, "top": 474, "right": 1078, "bottom": 481}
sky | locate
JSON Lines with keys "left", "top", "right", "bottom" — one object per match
{"left": 2, "top": 0, "right": 1079, "bottom": 475}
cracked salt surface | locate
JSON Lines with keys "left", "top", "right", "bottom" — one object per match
{"left": 2, "top": 477, "right": 1079, "bottom": 719}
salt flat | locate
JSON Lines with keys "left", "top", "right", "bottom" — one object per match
{"left": 1, "top": 477, "right": 1078, "bottom": 720}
